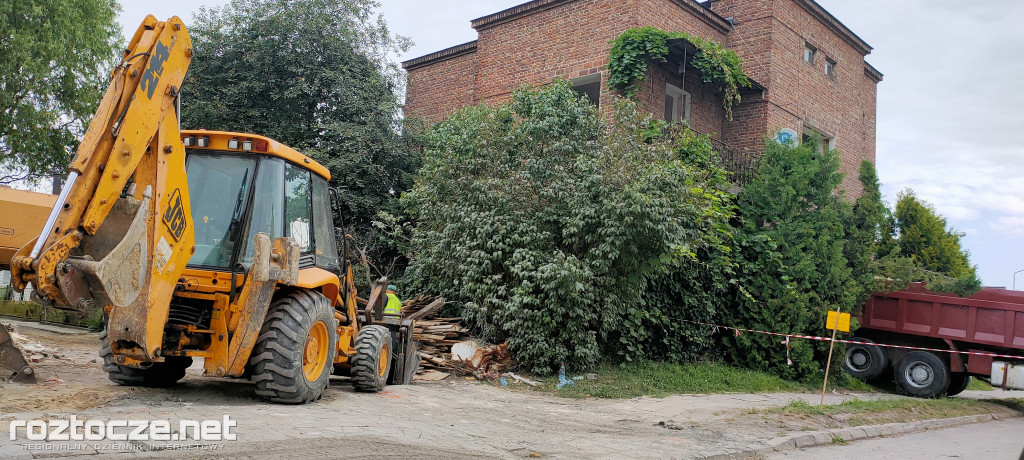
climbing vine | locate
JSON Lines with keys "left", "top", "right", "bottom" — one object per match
{"left": 607, "top": 26, "right": 751, "bottom": 120}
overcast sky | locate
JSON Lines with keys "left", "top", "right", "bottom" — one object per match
{"left": 118, "top": 0, "right": 1024, "bottom": 288}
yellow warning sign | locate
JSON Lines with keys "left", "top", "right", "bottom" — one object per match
{"left": 826, "top": 311, "right": 851, "bottom": 332}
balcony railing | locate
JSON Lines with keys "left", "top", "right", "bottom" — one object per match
{"left": 684, "top": 128, "right": 758, "bottom": 187}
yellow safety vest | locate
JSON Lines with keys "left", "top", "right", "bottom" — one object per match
{"left": 384, "top": 292, "right": 402, "bottom": 316}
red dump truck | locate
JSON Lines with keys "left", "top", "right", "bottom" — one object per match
{"left": 844, "top": 283, "right": 1024, "bottom": 398}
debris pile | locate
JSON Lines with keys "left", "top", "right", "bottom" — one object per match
{"left": 400, "top": 296, "right": 512, "bottom": 381}
{"left": 2, "top": 322, "right": 59, "bottom": 362}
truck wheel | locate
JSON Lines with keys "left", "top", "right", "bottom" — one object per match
{"left": 946, "top": 372, "right": 971, "bottom": 397}
{"left": 250, "top": 290, "right": 337, "bottom": 404}
{"left": 843, "top": 337, "right": 888, "bottom": 381}
{"left": 99, "top": 328, "right": 192, "bottom": 387}
{"left": 894, "top": 351, "right": 950, "bottom": 398}
{"left": 351, "top": 325, "right": 392, "bottom": 392}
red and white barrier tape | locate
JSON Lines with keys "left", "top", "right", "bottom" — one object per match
{"left": 681, "top": 319, "right": 1024, "bottom": 361}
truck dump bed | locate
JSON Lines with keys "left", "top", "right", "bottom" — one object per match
{"left": 0, "top": 187, "right": 56, "bottom": 269}
{"left": 863, "top": 284, "right": 1024, "bottom": 352}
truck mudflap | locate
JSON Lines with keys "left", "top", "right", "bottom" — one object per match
{"left": 0, "top": 326, "right": 36, "bottom": 383}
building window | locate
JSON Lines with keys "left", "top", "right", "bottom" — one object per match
{"left": 825, "top": 57, "right": 837, "bottom": 78}
{"left": 802, "top": 125, "right": 834, "bottom": 153}
{"left": 570, "top": 74, "right": 601, "bottom": 108}
{"left": 803, "top": 42, "right": 817, "bottom": 65}
{"left": 664, "top": 83, "right": 691, "bottom": 124}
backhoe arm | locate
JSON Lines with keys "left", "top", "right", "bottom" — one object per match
{"left": 11, "top": 16, "right": 195, "bottom": 360}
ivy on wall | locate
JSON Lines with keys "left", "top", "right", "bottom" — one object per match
{"left": 607, "top": 26, "right": 751, "bottom": 120}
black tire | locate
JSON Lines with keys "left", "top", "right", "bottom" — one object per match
{"left": 250, "top": 290, "right": 337, "bottom": 404}
{"left": 351, "top": 325, "right": 392, "bottom": 392}
{"left": 947, "top": 372, "right": 971, "bottom": 397}
{"left": 894, "top": 350, "right": 950, "bottom": 398}
{"left": 843, "top": 337, "right": 889, "bottom": 381}
{"left": 99, "top": 328, "right": 192, "bottom": 387}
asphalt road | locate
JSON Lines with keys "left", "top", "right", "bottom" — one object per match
{"left": 766, "top": 418, "right": 1024, "bottom": 460}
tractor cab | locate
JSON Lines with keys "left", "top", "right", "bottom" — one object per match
{"left": 180, "top": 130, "right": 340, "bottom": 274}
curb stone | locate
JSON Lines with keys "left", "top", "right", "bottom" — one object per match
{"left": 702, "top": 411, "right": 1022, "bottom": 459}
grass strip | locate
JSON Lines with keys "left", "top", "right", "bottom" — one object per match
{"left": 761, "top": 397, "right": 1024, "bottom": 427}
{"left": 530, "top": 361, "right": 802, "bottom": 399}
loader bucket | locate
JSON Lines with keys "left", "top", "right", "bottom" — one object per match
{"left": 0, "top": 325, "right": 36, "bottom": 383}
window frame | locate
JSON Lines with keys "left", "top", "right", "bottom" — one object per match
{"left": 664, "top": 83, "right": 691, "bottom": 124}
{"left": 802, "top": 125, "right": 835, "bottom": 154}
{"left": 825, "top": 57, "right": 838, "bottom": 79}
{"left": 804, "top": 42, "right": 817, "bottom": 65}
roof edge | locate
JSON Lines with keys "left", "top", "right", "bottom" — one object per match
{"left": 790, "top": 0, "right": 872, "bottom": 55}
{"left": 864, "top": 61, "right": 883, "bottom": 83}
{"left": 472, "top": 0, "right": 731, "bottom": 33}
{"left": 669, "top": 0, "right": 732, "bottom": 34}
{"left": 471, "top": 0, "right": 579, "bottom": 31}
{"left": 402, "top": 41, "right": 478, "bottom": 71}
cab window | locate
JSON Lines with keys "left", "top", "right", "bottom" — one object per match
{"left": 311, "top": 175, "right": 340, "bottom": 269}
{"left": 284, "top": 163, "right": 313, "bottom": 253}
{"left": 241, "top": 158, "right": 285, "bottom": 264}
{"left": 184, "top": 153, "right": 256, "bottom": 268}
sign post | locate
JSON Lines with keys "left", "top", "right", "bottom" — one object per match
{"left": 820, "top": 309, "right": 851, "bottom": 409}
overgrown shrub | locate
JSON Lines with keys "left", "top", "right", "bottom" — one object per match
{"left": 634, "top": 128, "right": 738, "bottom": 363}
{"left": 720, "top": 140, "right": 858, "bottom": 380}
{"left": 402, "top": 83, "right": 731, "bottom": 373}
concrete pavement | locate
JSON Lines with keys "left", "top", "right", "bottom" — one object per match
{"left": 3, "top": 378, "right": 1021, "bottom": 459}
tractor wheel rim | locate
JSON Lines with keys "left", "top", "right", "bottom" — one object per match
{"left": 378, "top": 342, "right": 389, "bottom": 377}
{"left": 303, "top": 321, "right": 329, "bottom": 381}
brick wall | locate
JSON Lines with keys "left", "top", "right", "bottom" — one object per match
{"left": 405, "top": 0, "right": 734, "bottom": 125}
{"left": 403, "top": 0, "right": 880, "bottom": 195}
{"left": 404, "top": 46, "right": 479, "bottom": 123}
{"left": 712, "top": 0, "right": 880, "bottom": 194}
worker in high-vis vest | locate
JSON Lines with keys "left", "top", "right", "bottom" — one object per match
{"left": 384, "top": 284, "right": 402, "bottom": 316}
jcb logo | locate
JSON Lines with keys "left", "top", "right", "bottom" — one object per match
{"left": 163, "top": 188, "right": 187, "bottom": 241}
{"left": 140, "top": 41, "right": 170, "bottom": 100}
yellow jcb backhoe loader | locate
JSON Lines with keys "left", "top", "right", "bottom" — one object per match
{"left": 7, "top": 15, "right": 419, "bottom": 403}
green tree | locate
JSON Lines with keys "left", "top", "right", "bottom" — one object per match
{"left": 182, "top": 0, "right": 416, "bottom": 245}
{"left": 0, "top": 0, "right": 121, "bottom": 184}
{"left": 845, "top": 161, "right": 887, "bottom": 304}
{"left": 891, "top": 190, "right": 976, "bottom": 278}
{"left": 403, "top": 83, "right": 733, "bottom": 373}
{"left": 720, "top": 140, "right": 857, "bottom": 380}
{"left": 873, "top": 190, "right": 981, "bottom": 296}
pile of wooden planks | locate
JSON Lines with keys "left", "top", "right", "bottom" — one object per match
{"left": 397, "top": 295, "right": 514, "bottom": 381}
{"left": 400, "top": 296, "right": 470, "bottom": 379}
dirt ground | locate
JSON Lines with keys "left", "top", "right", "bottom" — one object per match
{"left": 1, "top": 320, "right": 1020, "bottom": 459}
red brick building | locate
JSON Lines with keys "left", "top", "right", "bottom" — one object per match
{"left": 402, "top": 0, "right": 881, "bottom": 193}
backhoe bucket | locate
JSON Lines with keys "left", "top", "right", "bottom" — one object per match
{"left": 0, "top": 326, "right": 36, "bottom": 383}
{"left": 65, "top": 188, "right": 151, "bottom": 310}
